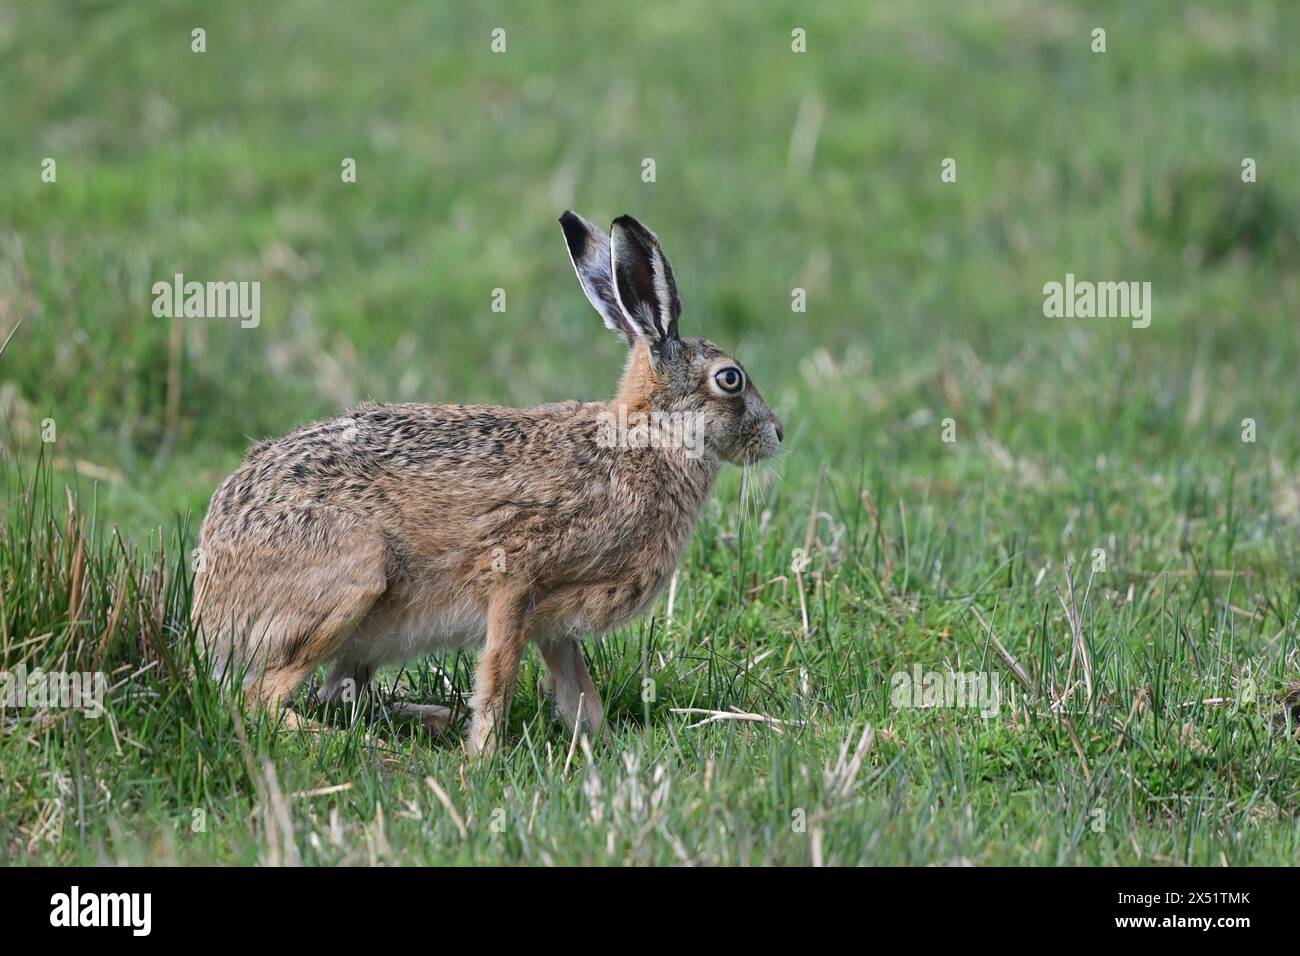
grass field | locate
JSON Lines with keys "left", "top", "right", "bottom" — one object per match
{"left": 2, "top": 1, "right": 1299, "bottom": 865}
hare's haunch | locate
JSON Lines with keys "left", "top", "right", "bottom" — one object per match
{"left": 192, "top": 212, "right": 784, "bottom": 755}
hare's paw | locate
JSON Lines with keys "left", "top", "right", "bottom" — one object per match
{"left": 392, "top": 702, "right": 456, "bottom": 735}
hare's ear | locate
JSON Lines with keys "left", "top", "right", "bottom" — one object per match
{"left": 559, "top": 211, "right": 637, "bottom": 346}
{"left": 609, "top": 214, "right": 681, "bottom": 346}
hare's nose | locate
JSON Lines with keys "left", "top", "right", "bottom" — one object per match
{"left": 774, "top": 420, "right": 785, "bottom": 443}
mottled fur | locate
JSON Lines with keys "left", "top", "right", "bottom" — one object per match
{"left": 192, "top": 213, "right": 783, "bottom": 755}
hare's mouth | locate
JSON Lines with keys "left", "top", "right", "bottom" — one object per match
{"left": 726, "top": 433, "right": 782, "bottom": 466}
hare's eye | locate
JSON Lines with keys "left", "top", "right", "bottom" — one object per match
{"left": 714, "top": 366, "right": 745, "bottom": 395}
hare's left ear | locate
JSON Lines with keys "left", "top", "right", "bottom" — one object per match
{"left": 609, "top": 214, "right": 681, "bottom": 346}
{"left": 559, "top": 210, "right": 638, "bottom": 346}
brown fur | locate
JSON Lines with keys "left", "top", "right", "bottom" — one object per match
{"left": 192, "top": 214, "right": 783, "bottom": 755}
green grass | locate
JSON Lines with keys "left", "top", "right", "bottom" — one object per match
{"left": 2, "top": 0, "right": 1299, "bottom": 864}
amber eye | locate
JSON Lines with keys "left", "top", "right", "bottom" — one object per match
{"left": 714, "top": 366, "right": 745, "bottom": 395}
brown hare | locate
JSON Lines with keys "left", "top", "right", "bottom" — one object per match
{"left": 192, "top": 212, "right": 784, "bottom": 755}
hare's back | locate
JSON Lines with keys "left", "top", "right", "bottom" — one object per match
{"left": 204, "top": 400, "right": 600, "bottom": 530}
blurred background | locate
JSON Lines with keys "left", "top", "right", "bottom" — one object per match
{"left": 1, "top": 0, "right": 1297, "bottom": 537}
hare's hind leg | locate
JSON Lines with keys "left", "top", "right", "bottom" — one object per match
{"left": 194, "top": 506, "right": 389, "bottom": 721}
{"left": 320, "top": 660, "right": 454, "bottom": 733}
{"left": 244, "top": 558, "right": 387, "bottom": 717}
{"left": 319, "top": 659, "right": 375, "bottom": 708}
{"left": 539, "top": 637, "right": 611, "bottom": 745}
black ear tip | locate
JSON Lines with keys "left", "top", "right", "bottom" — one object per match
{"left": 611, "top": 214, "right": 655, "bottom": 247}
{"left": 558, "top": 211, "right": 588, "bottom": 256}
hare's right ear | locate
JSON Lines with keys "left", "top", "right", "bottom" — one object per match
{"left": 609, "top": 214, "right": 681, "bottom": 348}
{"left": 559, "top": 211, "right": 638, "bottom": 346}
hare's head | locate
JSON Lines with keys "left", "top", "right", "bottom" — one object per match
{"left": 560, "top": 211, "right": 784, "bottom": 465}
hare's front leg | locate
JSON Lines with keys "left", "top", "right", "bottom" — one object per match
{"left": 466, "top": 596, "right": 530, "bottom": 757}
{"left": 539, "top": 637, "right": 611, "bottom": 745}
